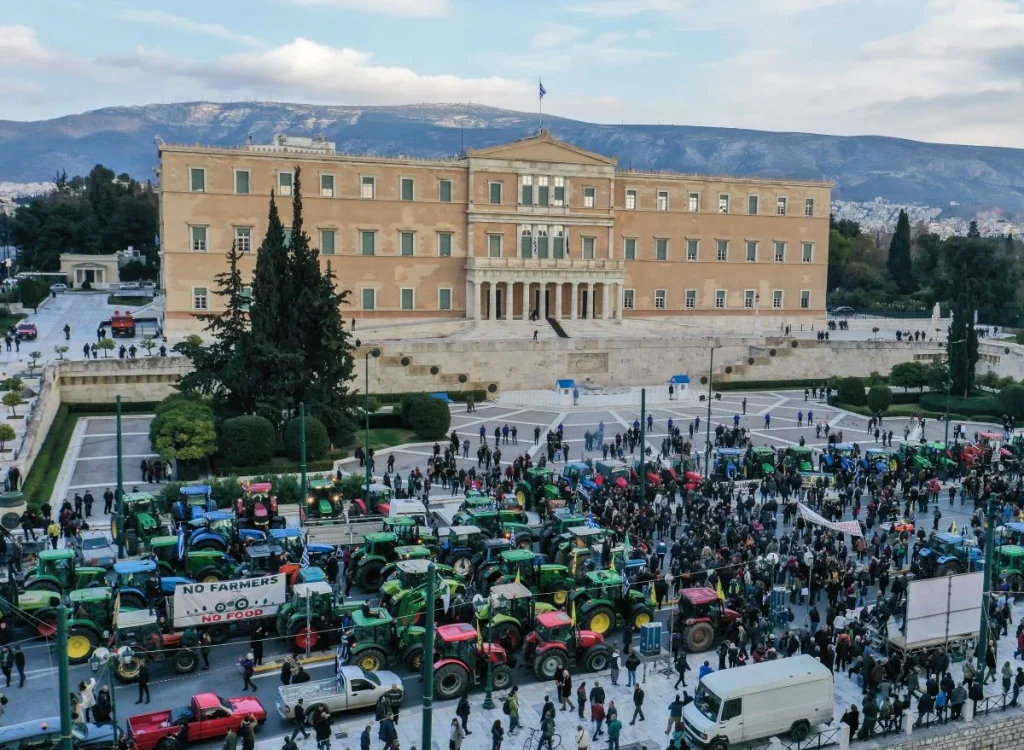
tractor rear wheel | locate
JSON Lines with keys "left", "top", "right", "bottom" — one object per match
{"left": 357, "top": 561, "right": 385, "bottom": 592}
{"left": 533, "top": 649, "right": 568, "bottom": 680}
{"left": 492, "top": 621, "right": 524, "bottom": 651}
{"left": 583, "top": 646, "right": 610, "bottom": 672}
{"left": 630, "top": 605, "right": 654, "bottom": 629}
{"left": 204, "top": 625, "right": 228, "bottom": 644}
{"left": 937, "top": 562, "right": 961, "bottom": 577}
{"left": 435, "top": 663, "right": 470, "bottom": 700}
{"left": 449, "top": 554, "right": 474, "bottom": 578}
{"left": 684, "top": 622, "right": 716, "bottom": 653}
{"left": 67, "top": 628, "right": 99, "bottom": 664}
{"left": 192, "top": 539, "right": 225, "bottom": 552}
{"left": 354, "top": 648, "right": 387, "bottom": 672}
{"left": 492, "top": 664, "right": 513, "bottom": 691}
{"left": 115, "top": 656, "right": 143, "bottom": 682}
{"left": 582, "top": 605, "right": 616, "bottom": 636}
{"left": 33, "top": 609, "right": 58, "bottom": 638}
{"left": 174, "top": 648, "right": 198, "bottom": 673}
{"left": 402, "top": 644, "right": 425, "bottom": 672}
{"left": 25, "top": 580, "right": 60, "bottom": 595}
{"left": 547, "top": 583, "right": 570, "bottom": 607}
{"left": 126, "top": 531, "right": 140, "bottom": 556}
{"left": 290, "top": 624, "right": 319, "bottom": 652}
{"left": 197, "top": 568, "right": 223, "bottom": 583}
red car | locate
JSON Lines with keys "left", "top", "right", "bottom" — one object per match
{"left": 14, "top": 322, "right": 37, "bottom": 340}
{"left": 127, "top": 693, "right": 265, "bottom": 750}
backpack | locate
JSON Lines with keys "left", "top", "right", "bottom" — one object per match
{"left": 502, "top": 699, "right": 511, "bottom": 715}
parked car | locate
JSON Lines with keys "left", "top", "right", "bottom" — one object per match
{"left": 14, "top": 323, "right": 37, "bottom": 340}
{"left": 0, "top": 717, "right": 117, "bottom": 750}
{"left": 127, "top": 693, "right": 266, "bottom": 750}
{"left": 277, "top": 667, "right": 404, "bottom": 719}
{"left": 828, "top": 306, "right": 855, "bottom": 317}
{"left": 72, "top": 530, "right": 117, "bottom": 568}
{"left": 119, "top": 282, "right": 140, "bottom": 290}
{"left": 50, "top": 283, "right": 68, "bottom": 293}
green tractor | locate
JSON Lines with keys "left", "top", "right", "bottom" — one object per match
{"left": 539, "top": 509, "right": 590, "bottom": 558}
{"left": 898, "top": 444, "right": 933, "bottom": 472}
{"left": 514, "top": 467, "right": 565, "bottom": 515}
{"left": 490, "top": 549, "right": 577, "bottom": 607}
{"left": 475, "top": 581, "right": 555, "bottom": 651}
{"left": 351, "top": 532, "right": 429, "bottom": 593}
{"left": 345, "top": 606, "right": 427, "bottom": 672}
{"left": 24, "top": 549, "right": 106, "bottom": 594}
{"left": 998, "top": 545, "right": 1024, "bottom": 593}
{"left": 148, "top": 538, "right": 240, "bottom": 582}
{"left": 380, "top": 557, "right": 457, "bottom": 608}
{"left": 382, "top": 517, "right": 437, "bottom": 548}
{"left": 784, "top": 446, "right": 815, "bottom": 473}
{"left": 66, "top": 587, "right": 115, "bottom": 664}
{"left": 120, "top": 492, "right": 170, "bottom": 555}
{"left": 570, "top": 569, "right": 654, "bottom": 636}
{"left": 923, "top": 442, "right": 958, "bottom": 480}
{"left": 744, "top": 446, "right": 777, "bottom": 479}
{"left": 276, "top": 581, "right": 356, "bottom": 652}
{"left": 451, "top": 508, "right": 535, "bottom": 549}
{"left": 305, "top": 478, "right": 345, "bottom": 521}
{"left": 382, "top": 560, "right": 469, "bottom": 626}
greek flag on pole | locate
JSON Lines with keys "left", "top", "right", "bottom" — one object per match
{"left": 301, "top": 537, "right": 311, "bottom": 569}
{"left": 539, "top": 81, "right": 547, "bottom": 98}
{"left": 177, "top": 526, "right": 186, "bottom": 559}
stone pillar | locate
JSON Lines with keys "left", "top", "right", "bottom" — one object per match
{"left": 472, "top": 281, "right": 481, "bottom": 321}
{"left": 616, "top": 283, "right": 624, "bottom": 321}
{"left": 602, "top": 283, "right": 611, "bottom": 320}
{"left": 540, "top": 282, "right": 548, "bottom": 319}
{"left": 488, "top": 282, "right": 497, "bottom": 321}
{"left": 570, "top": 283, "right": 579, "bottom": 321}
{"left": 587, "top": 282, "right": 595, "bottom": 320}
{"left": 504, "top": 281, "right": 513, "bottom": 321}
{"left": 522, "top": 281, "right": 530, "bottom": 320}
{"left": 554, "top": 282, "right": 563, "bottom": 319}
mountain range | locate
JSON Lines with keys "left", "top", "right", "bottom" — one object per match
{"left": 2, "top": 101, "right": 1024, "bottom": 215}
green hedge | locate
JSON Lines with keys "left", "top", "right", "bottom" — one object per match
{"left": 221, "top": 415, "right": 276, "bottom": 467}
{"left": 376, "top": 389, "right": 487, "bottom": 405}
{"left": 711, "top": 378, "right": 825, "bottom": 392}
{"left": 368, "top": 412, "right": 404, "bottom": 429}
{"left": 889, "top": 392, "right": 922, "bottom": 405}
{"left": 284, "top": 416, "right": 330, "bottom": 461}
{"left": 919, "top": 392, "right": 1001, "bottom": 418}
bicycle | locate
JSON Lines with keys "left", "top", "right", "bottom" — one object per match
{"left": 521, "top": 726, "right": 562, "bottom": 750}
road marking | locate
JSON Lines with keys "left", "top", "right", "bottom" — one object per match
{"left": 76, "top": 454, "right": 159, "bottom": 462}
{"left": 81, "top": 432, "right": 150, "bottom": 439}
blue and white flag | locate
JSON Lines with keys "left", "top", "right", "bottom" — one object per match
{"left": 177, "top": 526, "right": 186, "bottom": 559}
{"left": 578, "top": 485, "right": 592, "bottom": 503}
{"left": 301, "top": 546, "right": 311, "bottom": 569}
{"left": 539, "top": 81, "right": 547, "bottom": 99}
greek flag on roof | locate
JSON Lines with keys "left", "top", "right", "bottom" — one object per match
{"left": 587, "top": 512, "right": 598, "bottom": 527}
{"left": 539, "top": 81, "right": 547, "bottom": 98}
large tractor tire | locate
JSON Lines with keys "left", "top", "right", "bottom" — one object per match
{"left": 126, "top": 531, "right": 140, "bottom": 556}
{"left": 356, "top": 561, "right": 385, "bottom": 592}
{"left": 684, "top": 622, "right": 716, "bottom": 653}
{"left": 115, "top": 656, "right": 143, "bottom": 682}
{"left": 66, "top": 627, "right": 99, "bottom": 664}
{"left": 583, "top": 646, "right": 610, "bottom": 672}
{"left": 449, "top": 553, "right": 474, "bottom": 579}
{"left": 353, "top": 647, "right": 387, "bottom": 672}
{"left": 290, "top": 623, "right": 320, "bottom": 653}
{"left": 173, "top": 648, "right": 198, "bottom": 674}
{"left": 155, "top": 738, "right": 180, "bottom": 750}
{"left": 192, "top": 539, "right": 226, "bottom": 552}
{"left": 24, "top": 579, "right": 60, "bottom": 595}
{"left": 33, "top": 609, "right": 58, "bottom": 638}
{"left": 196, "top": 568, "right": 223, "bottom": 583}
{"left": 514, "top": 482, "right": 534, "bottom": 511}
{"left": 204, "top": 625, "right": 229, "bottom": 644}
{"left": 582, "top": 605, "right": 616, "bottom": 636}
{"left": 491, "top": 664, "right": 514, "bottom": 691}
{"left": 533, "top": 649, "right": 568, "bottom": 680}
{"left": 435, "top": 662, "right": 470, "bottom": 700}
{"left": 402, "top": 644, "right": 425, "bottom": 672}
{"left": 547, "top": 583, "right": 570, "bottom": 607}
{"left": 937, "top": 562, "right": 962, "bottom": 577}
{"left": 492, "top": 621, "right": 524, "bottom": 651}
{"left": 630, "top": 604, "right": 655, "bottom": 629}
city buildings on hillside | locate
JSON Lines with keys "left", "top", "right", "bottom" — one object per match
{"left": 157, "top": 132, "right": 831, "bottom": 336}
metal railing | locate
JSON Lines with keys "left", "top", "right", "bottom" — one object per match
{"left": 781, "top": 727, "right": 841, "bottom": 750}
{"left": 974, "top": 692, "right": 1014, "bottom": 717}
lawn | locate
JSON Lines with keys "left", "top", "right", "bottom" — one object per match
{"left": 361, "top": 427, "right": 417, "bottom": 451}
{"left": 107, "top": 294, "right": 153, "bottom": 307}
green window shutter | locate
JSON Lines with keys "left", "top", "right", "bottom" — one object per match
{"left": 538, "top": 186, "right": 549, "bottom": 206}
{"left": 401, "top": 232, "right": 414, "bottom": 256}
{"left": 190, "top": 168, "right": 205, "bottom": 192}
{"left": 439, "top": 233, "right": 452, "bottom": 256}
{"left": 656, "top": 239, "right": 667, "bottom": 260}
{"left": 235, "top": 171, "right": 249, "bottom": 194}
{"left": 320, "top": 230, "right": 335, "bottom": 255}
{"left": 439, "top": 289, "right": 452, "bottom": 310}
{"left": 490, "top": 183, "right": 501, "bottom": 204}
{"left": 401, "top": 289, "right": 414, "bottom": 310}
{"left": 521, "top": 234, "right": 532, "bottom": 258}
{"left": 361, "top": 289, "right": 375, "bottom": 310}
{"left": 440, "top": 180, "right": 452, "bottom": 203}
{"left": 401, "top": 179, "right": 414, "bottom": 201}
{"left": 625, "top": 239, "right": 636, "bottom": 260}
{"left": 537, "top": 235, "right": 549, "bottom": 258}
{"left": 361, "top": 231, "right": 375, "bottom": 255}
{"left": 553, "top": 236, "right": 564, "bottom": 259}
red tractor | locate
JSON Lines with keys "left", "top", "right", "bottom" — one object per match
{"left": 235, "top": 482, "right": 283, "bottom": 531}
{"left": 675, "top": 587, "right": 741, "bottom": 653}
{"left": 110, "top": 310, "right": 136, "bottom": 338}
{"left": 524, "top": 610, "right": 610, "bottom": 680}
{"left": 433, "top": 623, "right": 514, "bottom": 700}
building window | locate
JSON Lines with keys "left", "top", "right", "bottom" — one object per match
{"left": 401, "top": 288, "right": 414, "bottom": 311}
{"left": 190, "top": 168, "right": 205, "bottom": 192}
{"left": 582, "top": 236, "right": 596, "bottom": 259}
{"left": 521, "top": 175, "right": 533, "bottom": 205}
{"left": 235, "top": 170, "right": 250, "bottom": 195}
{"left": 688, "top": 192, "right": 699, "bottom": 212}
{"left": 537, "top": 176, "right": 549, "bottom": 207}
{"left": 438, "top": 232, "right": 453, "bottom": 257}
{"left": 400, "top": 231, "right": 414, "bottom": 256}
{"left": 716, "top": 240, "right": 728, "bottom": 262}
{"left": 744, "top": 290, "right": 756, "bottom": 309}
{"left": 488, "top": 234, "right": 502, "bottom": 258}
{"left": 553, "top": 177, "right": 565, "bottom": 206}
{"left": 553, "top": 226, "right": 565, "bottom": 258}
{"left": 192, "top": 287, "right": 208, "bottom": 310}
{"left": 655, "top": 289, "right": 666, "bottom": 309}
{"left": 623, "top": 289, "right": 635, "bottom": 309}
{"left": 520, "top": 227, "right": 533, "bottom": 258}
{"left": 283, "top": 227, "right": 292, "bottom": 248}
{"left": 748, "top": 195, "right": 758, "bottom": 215}
{"left": 745, "top": 241, "right": 758, "bottom": 262}
{"left": 439, "top": 288, "right": 452, "bottom": 311}
{"left": 774, "top": 241, "right": 786, "bottom": 263}
{"left": 772, "top": 290, "right": 784, "bottom": 309}
{"left": 800, "top": 290, "right": 811, "bottom": 309}
{"left": 776, "top": 196, "right": 787, "bottom": 215}
{"left": 489, "top": 182, "right": 502, "bottom": 205}
{"left": 439, "top": 179, "right": 453, "bottom": 203}
{"left": 625, "top": 189, "right": 637, "bottom": 210}
{"left": 234, "top": 227, "right": 251, "bottom": 253}
{"left": 685, "top": 289, "right": 696, "bottom": 309}
{"left": 361, "top": 176, "right": 375, "bottom": 199}
{"left": 279, "top": 172, "right": 293, "bottom": 196}
{"left": 400, "top": 178, "right": 414, "bottom": 202}
{"left": 240, "top": 285, "right": 252, "bottom": 312}
{"left": 715, "top": 290, "right": 726, "bottom": 309}
{"left": 361, "top": 288, "right": 376, "bottom": 311}
{"left": 686, "top": 239, "right": 698, "bottom": 261}
{"left": 657, "top": 191, "right": 669, "bottom": 211}
{"left": 190, "top": 226, "right": 208, "bottom": 252}
{"left": 360, "top": 230, "right": 376, "bottom": 256}
{"left": 805, "top": 198, "right": 815, "bottom": 217}
{"left": 583, "top": 187, "right": 596, "bottom": 208}
{"left": 624, "top": 238, "right": 636, "bottom": 260}
{"left": 718, "top": 194, "right": 729, "bottom": 214}
{"left": 320, "top": 174, "right": 334, "bottom": 198}
{"left": 536, "top": 226, "right": 549, "bottom": 259}
{"left": 656, "top": 238, "right": 668, "bottom": 261}
{"left": 802, "top": 242, "right": 813, "bottom": 263}
{"left": 320, "top": 229, "right": 335, "bottom": 255}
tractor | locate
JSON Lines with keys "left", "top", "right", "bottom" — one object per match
{"left": 916, "top": 533, "right": 983, "bottom": 578}
{"left": 169, "top": 485, "right": 216, "bottom": 525}
{"left": 148, "top": 537, "right": 240, "bottom": 582}
{"left": 922, "top": 442, "right": 958, "bottom": 479}
{"left": 562, "top": 461, "right": 594, "bottom": 488}
{"left": 380, "top": 558, "right": 457, "bottom": 608}
{"left": 382, "top": 560, "right": 469, "bottom": 626}
{"left": 109, "top": 559, "right": 191, "bottom": 611}
{"left": 379, "top": 545, "right": 443, "bottom": 588}
{"left": 595, "top": 460, "right": 630, "bottom": 490}
{"left": 188, "top": 511, "right": 264, "bottom": 552}
{"left": 744, "top": 447, "right": 777, "bottom": 479}
{"left": 451, "top": 508, "right": 534, "bottom": 549}
{"left": 341, "top": 605, "right": 426, "bottom": 672}
{"left": 276, "top": 581, "right": 358, "bottom": 652}
{"left": 305, "top": 478, "right": 344, "bottom": 520}
{"left": 350, "top": 482, "right": 394, "bottom": 517}
{"left": 381, "top": 517, "right": 437, "bottom": 549}
{"left": 784, "top": 446, "right": 815, "bottom": 473}
{"left": 350, "top": 532, "right": 427, "bottom": 593}
{"left": 822, "top": 443, "right": 856, "bottom": 473}
{"left": 898, "top": 444, "right": 933, "bottom": 472}
{"left": 514, "top": 467, "right": 565, "bottom": 516}
{"left": 471, "top": 538, "right": 517, "bottom": 588}
{"left": 553, "top": 526, "right": 610, "bottom": 575}
{"left": 539, "top": 509, "right": 591, "bottom": 558}
{"left": 524, "top": 610, "right": 610, "bottom": 680}
{"left": 433, "top": 623, "right": 514, "bottom": 700}
{"left": 65, "top": 587, "right": 115, "bottom": 664}
{"left": 112, "top": 609, "right": 198, "bottom": 681}
{"left": 436, "top": 525, "right": 489, "bottom": 578}
{"left": 121, "top": 492, "right": 170, "bottom": 555}
{"left": 570, "top": 569, "right": 654, "bottom": 636}
{"left": 475, "top": 582, "right": 555, "bottom": 651}
{"left": 860, "top": 448, "right": 896, "bottom": 476}
{"left": 235, "top": 481, "right": 285, "bottom": 531}
{"left": 675, "top": 587, "right": 741, "bottom": 653}
{"left": 711, "top": 448, "right": 744, "bottom": 480}
{"left": 238, "top": 544, "right": 287, "bottom": 577}
{"left": 997, "top": 545, "right": 1024, "bottom": 594}
{"left": 23, "top": 549, "right": 106, "bottom": 594}
{"left": 630, "top": 459, "right": 663, "bottom": 499}
{"left": 489, "top": 549, "right": 577, "bottom": 607}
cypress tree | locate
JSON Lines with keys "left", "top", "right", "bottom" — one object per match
{"left": 886, "top": 209, "right": 914, "bottom": 293}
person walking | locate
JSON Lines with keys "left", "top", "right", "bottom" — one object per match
{"left": 13, "top": 646, "right": 24, "bottom": 688}
{"left": 240, "top": 652, "right": 257, "bottom": 692}
{"left": 506, "top": 686, "right": 520, "bottom": 735}
{"left": 575, "top": 725, "right": 591, "bottom": 750}
{"left": 449, "top": 718, "right": 466, "bottom": 750}
{"left": 456, "top": 694, "right": 472, "bottom": 734}
{"left": 289, "top": 698, "right": 311, "bottom": 741}
{"left": 136, "top": 660, "right": 150, "bottom": 704}
{"left": 673, "top": 652, "right": 690, "bottom": 688}
{"left": 491, "top": 719, "right": 504, "bottom": 750}
{"left": 606, "top": 714, "right": 622, "bottom": 750}
{"left": 665, "top": 694, "right": 683, "bottom": 735}
{"left": 629, "top": 684, "right": 645, "bottom": 725}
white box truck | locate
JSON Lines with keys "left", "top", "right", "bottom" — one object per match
{"left": 682, "top": 654, "right": 834, "bottom": 749}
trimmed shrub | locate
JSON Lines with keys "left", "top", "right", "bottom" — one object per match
{"left": 866, "top": 385, "right": 893, "bottom": 414}
{"left": 220, "top": 415, "right": 275, "bottom": 467}
{"left": 401, "top": 394, "right": 452, "bottom": 440}
{"left": 283, "top": 415, "right": 330, "bottom": 461}
{"left": 837, "top": 377, "right": 867, "bottom": 407}
{"left": 919, "top": 392, "right": 1001, "bottom": 418}
{"left": 368, "top": 412, "right": 404, "bottom": 429}
{"left": 998, "top": 384, "right": 1024, "bottom": 420}
{"left": 332, "top": 413, "right": 355, "bottom": 448}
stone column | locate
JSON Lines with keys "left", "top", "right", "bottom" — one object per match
{"left": 488, "top": 282, "right": 497, "bottom": 321}
{"left": 472, "top": 281, "right": 482, "bottom": 321}
{"left": 554, "top": 281, "right": 563, "bottom": 319}
{"left": 616, "top": 283, "right": 624, "bottom": 320}
{"left": 570, "top": 283, "right": 578, "bottom": 321}
{"left": 522, "top": 281, "right": 530, "bottom": 320}
{"left": 602, "top": 283, "right": 611, "bottom": 320}
{"left": 505, "top": 281, "right": 514, "bottom": 321}
{"left": 587, "top": 282, "right": 595, "bottom": 319}
{"left": 540, "top": 282, "right": 548, "bottom": 319}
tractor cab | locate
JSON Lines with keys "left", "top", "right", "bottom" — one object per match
{"left": 172, "top": 485, "right": 216, "bottom": 525}
{"left": 744, "top": 447, "right": 776, "bottom": 478}
{"left": 236, "top": 482, "right": 282, "bottom": 531}
{"left": 460, "top": 493, "right": 494, "bottom": 512}
{"left": 184, "top": 549, "right": 238, "bottom": 582}
{"left": 594, "top": 460, "right": 629, "bottom": 489}
{"left": 898, "top": 443, "right": 933, "bottom": 471}
{"left": 918, "top": 532, "right": 982, "bottom": 577}
{"left": 923, "top": 442, "right": 959, "bottom": 477}
{"left": 676, "top": 587, "right": 740, "bottom": 652}
{"left": 268, "top": 528, "right": 306, "bottom": 561}
{"left": 121, "top": 492, "right": 168, "bottom": 554}
{"left": 351, "top": 483, "right": 393, "bottom": 517}
{"left": 493, "top": 548, "right": 574, "bottom": 605}
{"left": 514, "top": 468, "right": 564, "bottom": 514}
{"left": 712, "top": 448, "right": 744, "bottom": 479}
{"left": 381, "top": 517, "right": 436, "bottom": 548}
{"left": 110, "top": 558, "right": 190, "bottom": 610}
{"left": 306, "top": 478, "right": 343, "bottom": 520}
{"left": 784, "top": 446, "right": 815, "bottom": 473}
{"left": 241, "top": 544, "right": 286, "bottom": 576}
{"left": 861, "top": 447, "right": 896, "bottom": 475}
{"left": 823, "top": 443, "right": 856, "bottom": 473}
{"left": 631, "top": 459, "right": 662, "bottom": 489}
{"left": 570, "top": 568, "right": 654, "bottom": 635}
{"left": 149, "top": 536, "right": 183, "bottom": 575}
{"left": 562, "top": 461, "right": 594, "bottom": 489}
{"left": 438, "top": 525, "right": 486, "bottom": 577}
{"left": 188, "top": 510, "right": 263, "bottom": 551}
{"left": 604, "top": 545, "right": 648, "bottom": 575}
{"left": 68, "top": 586, "right": 113, "bottom": 627}
{"left": 1002, "top": 522, "right": 1024, "bottom": 546}
{"left": 25, "top": 549, "right": 105, "bottom": 593}
{"left": 556, "top": 526, "right": 606, "bottom": 572}
{"left": 998, "top": 545, "right": 1024, "bottom": 590}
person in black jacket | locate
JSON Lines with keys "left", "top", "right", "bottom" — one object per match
{"left": 629, "top": 684, "right": 645, "bottom": 725}
{"left": 135, "top": 661, "right": 150, "bottom": 704}
{"left": 289, "top": 698, "right": 310, "bottom": 741}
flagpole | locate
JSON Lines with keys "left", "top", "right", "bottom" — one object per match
{"left": 539, "top": 77, "right": 543, "bottom": 132}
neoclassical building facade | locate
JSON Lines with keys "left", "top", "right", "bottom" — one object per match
{"left": 158, "top": 132, "right": 831, "bottom": 335}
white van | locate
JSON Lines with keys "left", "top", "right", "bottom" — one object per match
{"left": 682, "top": 654, "right": 834, "bottom": 749}
{"left": 388, "top": 498, "right": 428, "bottom": 526}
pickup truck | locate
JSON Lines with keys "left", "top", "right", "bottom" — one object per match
{"left": 277, "top": 666, "right": 405, "bottom": 719}
{"left": 127, "top": 693, "right": 265, "bottom": 750}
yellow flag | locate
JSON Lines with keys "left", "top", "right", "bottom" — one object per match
{"left": 476, "top": 621, "right": 484, "bottom": 645}
{"left": 609, "top": 556, "right": 616, "bottom": 572}
{"left": 950, "top": 521, "right": 957, "bottom": 534}
{"left": 716, "top": 579, "right": 726, "bottom": 601}
{"left": 648, "top": 585, "right": 657, "bottom": 607}
{"left": 571, "top": 602, "right": 577, "bottom": 627}
{"left": 514, "top": 568, "right": 522, "bottom": 586}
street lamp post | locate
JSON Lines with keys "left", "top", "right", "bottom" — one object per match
{"left": 115, "top": 396, "right": 125, "bottom": 559}
{"left": 703, "top": 345, "right": 717, "bottom": 474}
{"left": 944, "top": 338, "right": 967, "bottom": 447}
{"left": 476, "top": 592, "right": 506, "bottom": 711}
{"left": 355, "top": 341, "right": 381, "bottom": 506}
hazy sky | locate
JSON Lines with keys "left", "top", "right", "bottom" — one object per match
{"left": 3, "top": 0, "right": 1023, "bottom": 147}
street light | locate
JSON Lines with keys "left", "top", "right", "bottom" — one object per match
{"left": 355, "top": 340, "right": 381, "bottom": 506}
{"left": 944, "top": 338, "right": 967, "bottom": 447}
{"left": 474, "top": 591, "right": 507, "bottom": 710}
{"left": 703, "top": 341, "right": 720, "bottom": 474}
{"left": 90, "top": 646, "right": 132, "bottom": 750}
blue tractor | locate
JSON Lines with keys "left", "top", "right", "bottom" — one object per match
{"left": 267, "top": 527, "right": 334, "bottom": 565}
{"left": 188, "top": 511, "right": 265, "bottom": 552}
{"left": 859, "top": 448, "right": 895, "bottom": 476}
{"left": 109, "top": 559, "right": 192, "bottom": 610}
{"left": 712, "top": 448, "right": 744, "bottom": 480}
{"left": 917, "top": 532, "right": 983, "bottom": 578}
{"left": 822, "top": 443, "right": 857, "bottom": 473}
{"left": 171, "top": 485, "right": 217, "bottom": 525}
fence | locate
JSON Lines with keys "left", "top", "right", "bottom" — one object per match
{"left": 782, "top": 727, "right": 841, "bottom": 750}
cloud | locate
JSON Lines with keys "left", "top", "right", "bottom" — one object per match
{"left": 0, "top": 25, "right": 77, "bottom": 69}
{"left": 570, "top": 0, "right": 853, "bottom": 24}
{"left": 530, "top": 24, "right": 588, "bottom": 50}
{"left": 289, "top": 0, "right": 450, "bottom": 17}
{"left": 511, "top": 24, "right": 672, "bottom": 70}
{"left": 0, "top": 79, "right": 44, "bottom": 101}
{"left": 116, "top": 11, "right": 262, "bottom": 47}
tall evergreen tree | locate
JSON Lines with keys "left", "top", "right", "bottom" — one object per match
{"left": 967, "top": 220, "right": 981, "bottom": 239}
{"left": 886, "top": 209, "right": 914, "bottom": 293}
{"left": 948, "top": 294, "right": 970, "bottom": 397}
